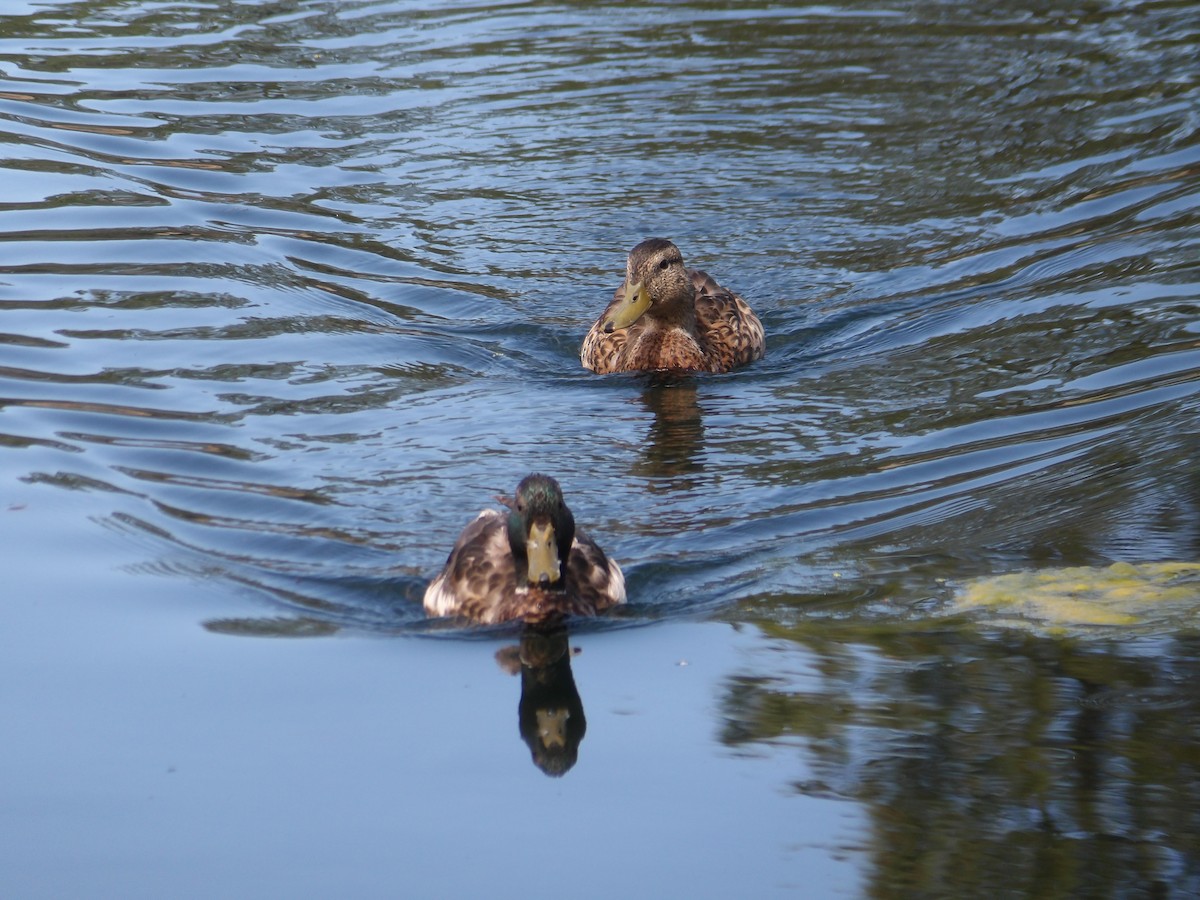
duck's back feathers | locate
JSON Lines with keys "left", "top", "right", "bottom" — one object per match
{"left": 690, "top": 269, "right": 766, "bottom": 373}
{"left": 564, "top": 526, "right": 626, "bottom": 614}
{"left": 423, "top": 509, "right": 510, "bottom": 622}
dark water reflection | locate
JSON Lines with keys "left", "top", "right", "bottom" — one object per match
{"left": 722, "top": 619, "right": 1200, "bottom": 897}
{"left": 2, "top": 0, "right": 1200, "bottom": 894}
{"left": 497, "top": 627, "right": 588, "bottom": 778}
{"left": 635, "top": 377, "right": 706, "bottom": 485}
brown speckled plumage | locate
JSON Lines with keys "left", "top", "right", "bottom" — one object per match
{"left": 424, "top": 475, "right": 625, "bottom": 626}
{"left": 581, "top": 238, "right": 765, "bottom": 374}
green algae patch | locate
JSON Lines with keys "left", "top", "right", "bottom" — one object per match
{"left": 954, "top": 562, "right": 1200, "bottom": 636}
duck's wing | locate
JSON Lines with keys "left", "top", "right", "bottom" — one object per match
{"left": 423, "top": 509, "right": 517, "bottom": 622}
{"left": 691, "top": 269, "right": 766, "bottom": 373}
{"left": 564, "top": 530, "right": 626, "bottom": 613}
{"left": 580, "top": 281, "right": 632, "bottom": 374}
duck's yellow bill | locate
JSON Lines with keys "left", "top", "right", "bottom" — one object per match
{"left": 603, "top": 280, "right": 652, "bottom": 332}
{"left": 525, "top": 521, "right": 561, "bottom": 585}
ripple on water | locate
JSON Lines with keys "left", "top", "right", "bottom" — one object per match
{"left": 0, "top": 0, "right": 1197, "bottom": 637}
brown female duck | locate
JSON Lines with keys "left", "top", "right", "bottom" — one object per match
{"left": 581, "top": 238, "right": 765, "bottom": 374}
{"left": 423, "top": 474, "right": 626, "bottom": 625}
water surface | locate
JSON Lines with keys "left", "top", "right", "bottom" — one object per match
{"left": 2, "top": 1, "right": 1199, "bottom": 896}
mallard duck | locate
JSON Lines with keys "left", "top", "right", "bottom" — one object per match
{"left": 581, "top": 238, "right": 765, "bottom": 374}
{"left": 423, "top": 474, "right": 626, "bottom": 625}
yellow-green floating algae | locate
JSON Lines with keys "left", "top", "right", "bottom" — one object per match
{"left": 954, "top": 562, "right": 1200, "bottom": 635}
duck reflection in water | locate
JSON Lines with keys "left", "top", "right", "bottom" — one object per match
{"left": 496, "top": 627, "right": 587, "bottom": 777}
{"left": 634, "top": 376, "right": 705, "bottom": 488}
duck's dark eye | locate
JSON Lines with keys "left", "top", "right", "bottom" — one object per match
{"left": 658, "top": 258, "right": 672, "bottom": 270}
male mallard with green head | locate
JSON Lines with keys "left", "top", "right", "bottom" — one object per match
{"left": 423, "top": 474, "right": 626, "bottom": 625}
{"left": 581, "top": 238, "right": 765, "bottom": 374}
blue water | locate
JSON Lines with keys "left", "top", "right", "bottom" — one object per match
{"left": 2, "top": 1, "right": 1199, "bottom": 896}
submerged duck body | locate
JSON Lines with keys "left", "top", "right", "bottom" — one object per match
{"left": 423, "top": 474, "right": 626, "bottom": 626}
{"left": 581, "top": 238, "right": 765, "bottom": 375}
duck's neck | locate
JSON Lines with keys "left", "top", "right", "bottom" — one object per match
{"left": 651, "top": 289, "right": 698, "bottom": 334}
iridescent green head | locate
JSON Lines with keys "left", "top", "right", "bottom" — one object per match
{"left": 506, "top": 474, "right": 576, "bottom": 588}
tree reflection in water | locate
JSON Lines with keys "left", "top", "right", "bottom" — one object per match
{"left": 719, "top": 616, "right": 1200, "bottom": 897}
